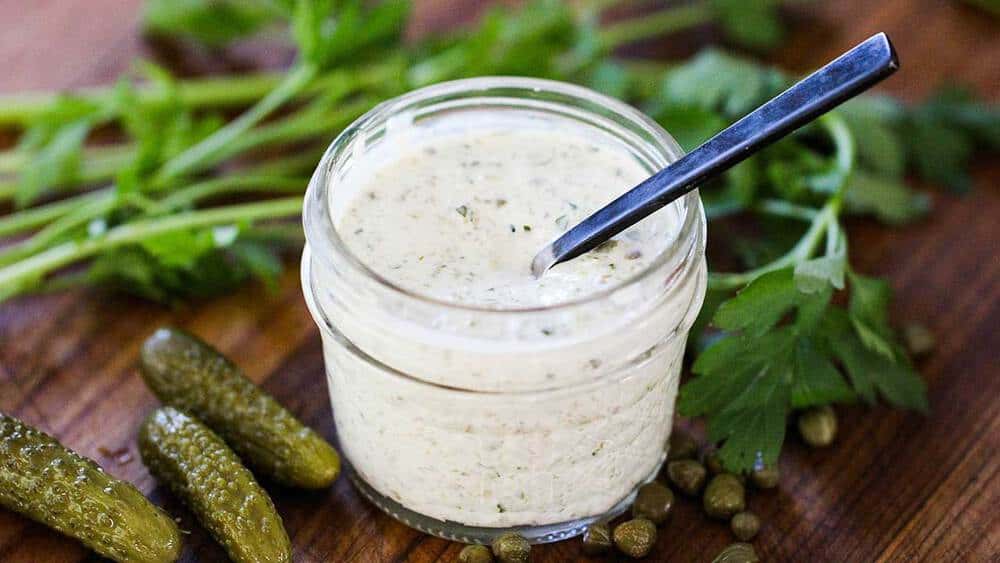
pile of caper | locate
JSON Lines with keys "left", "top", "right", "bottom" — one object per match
{"left": 575, "top": 427, "right": 772, "bottom": 560}
{"left": 456, "top": 409, "right": 844, "bottom": 561}
{"left": 457, "top": 533, "right": 532, "bottom": 563}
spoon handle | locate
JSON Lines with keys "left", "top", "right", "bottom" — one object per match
{"left": 533, "top": 33, "right": 898, "bottom": 276}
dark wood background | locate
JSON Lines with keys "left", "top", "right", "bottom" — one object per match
{"left": 1, "top": 1, "right": 997, "bottom": 561}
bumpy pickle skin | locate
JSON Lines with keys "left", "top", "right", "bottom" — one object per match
{"left": 139, "top": 407, "right": 292, "bottom": 563}
{"left": 0, "top": 413, "right": 182, "bottom": 563}
{"left": 139, "top": 327, "right": 340, "bottom": 489}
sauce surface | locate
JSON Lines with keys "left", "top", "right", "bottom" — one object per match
{"left": 336, "top": 121, "right": 673, "bottom": 308}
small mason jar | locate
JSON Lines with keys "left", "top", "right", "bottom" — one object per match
{"left": 301, "top": 77, "right": 707, "bottom": 543}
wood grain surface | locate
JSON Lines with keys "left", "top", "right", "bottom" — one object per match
{"left": 1, "top": 1, "right": 998, "bottom": 561}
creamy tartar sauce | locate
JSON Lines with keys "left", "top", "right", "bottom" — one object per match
{"left": 337, "top": 124, "right": 659, "bottom": 308}
{"left": 306, "top": 107, "right": 706, "bottom": 530}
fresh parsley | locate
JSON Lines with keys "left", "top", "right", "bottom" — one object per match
{"left": 680, "top": 268, "right": 928, "bottom": 472}
{"left": 0, "top": 0, "right": 994, "bottom": 467}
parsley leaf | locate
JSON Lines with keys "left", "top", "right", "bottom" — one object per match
{"left": 658, "top": 50, "right": 786, "bottom": 119}
{"left": 794, "top": 246, "right": 846, "bottom": 294}
{"left": 710, "top": 0, "right": 787, "bottom": 50}
{"left": 898, "top": 87, "right": 999, "bottom": 192}
{"left": 821, "top": 308, "right": 928, "bottom": 411}
{"left": 654, "top": 104, "right": 728, "bottom": 152}
{"left": 292, "top": 0, "right": 410, "bottom": 69}
{"left": 842, "top": 171, "right": 930, "bottom": 225}
{"left": 143, "top": 0, "right": 285, "bottom": 46}
{"left": 713, "top": 268, "right": 803, "bottom": 336}
{"left": 790, "top": 336, "right": 854, "bottom": 408}
{"left": 15, "top": 97, "right": 109, "bottom": 206}
{"left": 84, "top": 225, "right": 288, "bottom": 303}
{"left": 681, "top": 267, "right": 927, "bottom": 472}
{"left": 408, "top": 0, "right": 582, "bottom": 86}
{"left": 840, "top": 96, "right": 906, "bottom": 177}
{"left": 114, "top": 63, "right": 223, "bottom": 193}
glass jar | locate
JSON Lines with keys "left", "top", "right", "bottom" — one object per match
{"left": 301, "top": 77, "right": 707, "bottom": 544}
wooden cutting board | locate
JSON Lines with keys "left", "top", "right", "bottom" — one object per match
{"left": 1, "top": 1, "right": 997, "bottom": 561}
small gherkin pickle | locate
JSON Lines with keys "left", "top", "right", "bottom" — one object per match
{"left": 632, "top": 482, "right": 674, "bottom": 524}
{"left": 731, "top": 511, "right": 761, "bottom": 541}
{"left": 667, "top": 459, "right": 707, "bottom": 496}
{"left": 750, "top": 464, "right": 779, "bottom": 489}
{"left": 613, "top": 518, "right": 657, "bottom": 558}
{"left": 459, "top": 544, "right": 494, "bottom": 563}
{"left": 0, "top": 413, "right": 181, "bottom": 563}
{"left": 140, "top": 328, "right": 340, "bottom": 488}
{"left": 798, "top": 406, "right": 838, "bottom": 448}
{"left": 666, "top": 430, "right": 699, "bottom": 461}
{"left": 582, "top": 523, "right": 613, "bottom": 555}
{"left": 139, "top": 407, "right": 292, "bottom": 563}
{"left": 712, "top": 542, "right": 760, "bottom": 563}
{"left": 491, "top": 533, "right": 530, "bottom": 563}
{"left": 703, "top": 474, "right": 746, "bottom": 520}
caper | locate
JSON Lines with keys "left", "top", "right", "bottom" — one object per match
{"left": 712, "top": 542, "right": 760, "bottom": 563}
{"left": 459, "top": 544, "right": 495, "bottom": 563}
{"left": 704, "top": 449, "right": 725, "bottom": 475}
{"left": 632, "top": 482, "right": 674, "bottom": 525}
{"left": 703, "top": 474, "right": 746, "bottom": 520}
{"left": 667, "top": 459, "right": 707, "bottom": 496}
{"left": 902, "top": 322, "right": 935, "bottom": 357}
{"left": 581, "top": 523, "right": 612, "bottom": 555}
{"left": 666, "top": 430, "right": 699, "bottom": 461}
{"left": 730, "top": 511, "right": 761, "bottom": 541}
{"left": 798, "top": 405, "right": 838, "bottom": 448}
{"left": 750, "top": 464, "right": 779, "bottom": 489}
{"left": 613, "top": 518, "right": 657, "bottom": 559}
{"left": 491, "top": 533, "right": 530, "bottom": 563}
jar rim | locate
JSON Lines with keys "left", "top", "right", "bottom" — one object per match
{"left": 303, "top": 76, "right": 704, "bottom": 314}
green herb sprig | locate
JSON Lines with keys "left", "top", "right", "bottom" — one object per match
{"left": 0, "top": 0, "right": 997, "bottom": 471}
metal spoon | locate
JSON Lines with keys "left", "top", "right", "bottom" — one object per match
{"left": 531, "top": 32, "right": 899, "bottom": 277}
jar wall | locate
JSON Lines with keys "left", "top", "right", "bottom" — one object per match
{"left": 320, "top": 313, "right": 686, "bottom": 527}
{"left": 301, "top": 77, "right": 708, "bottom": 536}
{"left": 304, "top": 247, "right": 705, "bottom": 526}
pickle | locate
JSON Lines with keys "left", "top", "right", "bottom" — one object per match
{"left": 139, "top": 407, "right": 292, "bottom": 563}
{"left": 140, "top": 327, "right": 340, "bottom": 489}
{"left": 0, "top": 413, "right": 181, "bottom": 563}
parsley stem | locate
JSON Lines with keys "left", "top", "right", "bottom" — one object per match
{"left": 0, "top": 172, "right": 308, "bottom": 255}
{"left": 0, "top": 150, "right": 321, "bottom": 238}
{"left": 0, "top": 194, "right": 117, "bottom": 267}
{"left": 819, "top": 112, "right": 855, "bottom": 207}
{"left": 0, "top": 101, "right": 346, "bottom": 202}
{"left": 217, "top": 97, "right": 375, "bottom": 163}
{"left": 598, "top": 3, "right": 714, "bottom": 50}
{"left": 0, "top": 189, "right": 111, "bottom": 237}
{"left": 242, "top": 148, "right": 327, "bottom": 177}
{"left": 152, "top": 63, "right": 320, "bottom": 186}
{"left": 154, "top": 175, "right": 308, "bottom": 211}
{"left": 0, "top": 144, "right": 132, "bottom": 175}
{"left": 0, "top": 146, "right": 132, "bottom": 202}
{"left": 150, "top": 61, "right": 393, "bottom": 186}
{"left": 0, "top": 93, "right": 362, "bottom": 204}
{"left": 708, "top": 203, "right": 837, "bottom": 291}
{"left": 0, "top": 72, "right": 292, "bottom": 128}
{"left": 0, "top": 198, "right": 303, "bottom": 301}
